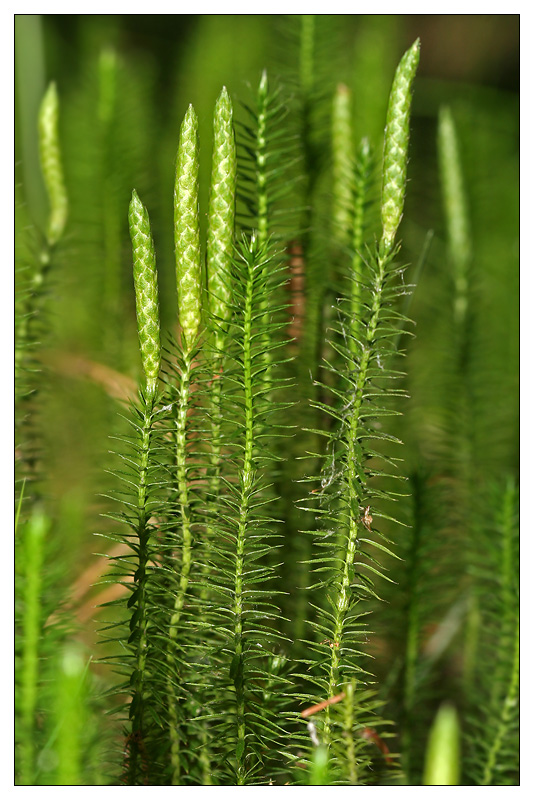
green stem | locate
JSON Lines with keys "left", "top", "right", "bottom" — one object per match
{"left": 344, "top": 680, "right": 358, "bottom": 784}
{"left": 127, "top": 386, "right": 156, "bottom": 785}
{"left": 167, "top": 352, "right": 194, "bottom": 784}
{"left": 19, "top": 509, "right": 49, "bottom": 785}
{"left": 15, "top": 249, "right": 51, "bottom": 396}
{"left": 324, "top": 253, "right": 388, "bottom": 740}
{"left": 481, "top": 618, "right": 519, "bottom": 786}
{"left": 198, "top": 362, "right": 225, "bottom": 786}
{"left": 206, "top": 357, "right": 224, "bottom": 546}
{"left": 487, "top": 478, "right": 518, "bottom": 711}
{"left": 232, "top": 242, "right": 257, "bottom": 785}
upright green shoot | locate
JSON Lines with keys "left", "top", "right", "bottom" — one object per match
{"left": 206, "top": 86, "right": 237, "bottom": 524}
{"left": 17, "top": 509, "right": 50, "bottom": 785}
{"left": 303, "top": 41, "right": 419, "bottom": 769}
{"left": 165, "top": 103, "right": 203, "bottom": 784}
{"left": 122, "top": 190, "right": 162, "bottom": 783}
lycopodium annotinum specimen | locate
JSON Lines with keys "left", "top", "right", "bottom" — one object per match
{"left": 113, "top": 35, "right": 425, "bottom": 787}
{"left": 15, "top": 12, "right": 520, "bottom": 787}
{"left": 304, "top": 39, "right": 420, "bottom": 768}
{"left": 118, "top": 189, "right": 162, "bottom": 785}
{"left": 165, "top": 102, "right": 203, "bottom": 784}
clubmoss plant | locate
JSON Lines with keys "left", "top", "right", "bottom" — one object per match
{"left": 479, "top": 617, "right": 519, "bottom": 785}
{"left": 463, "top": 478, "right": 519, "bottom": 785}
{"left": 301, "top": 40, "right": 420, "bottom": 765}
{"left": 194, "top": 89, "right": 237, "bottom": 782}
{"left": 17, "top": 508, "right": 50, "bottom": 786}
{"left": 204, "top": 85, "right": 236, "bottom": 618}
{"left": 120, "top": 190, "right": 162, "bottom": 783}
{"left": 202, "top": 233, "right": 293, "bottom": 784}
{"left": 15, "top": 14, "right": 519, "bottom": 788}
{"left": 480, "top": 617, "right": 519, "bottom": 785}
{"left": 163, "top": 104, "right": 205, "bottom": 784}
{"left": 15, "top": 81, "right": 72, "bottom": 787}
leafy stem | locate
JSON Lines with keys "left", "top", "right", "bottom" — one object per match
{"left": 166, "top": 349, "right": 194, "bottom": 783}
{"left": 324, "top": 249, "right": 391, "bottom": 738}
{"left": 349, "top": 138, "right": 373, "bottom": 354}
{"left": 232, "top": 238, "right": 257, "bottom": 784}
{"left": 127, "top": 386, "right": 157, "bottom": 785}
{"left": 19, "top": 510, "right": 50, "bottom": 786}
{"left": 481, "top": 617, "right": 519, "bottom": 786}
